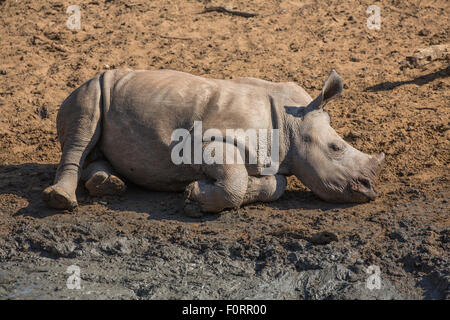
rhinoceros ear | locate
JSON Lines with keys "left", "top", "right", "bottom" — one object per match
{"left": 308, "top": 69, "right": 343, "bottom": 110}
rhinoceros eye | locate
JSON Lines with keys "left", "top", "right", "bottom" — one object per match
{"left": 329, "top": 142, "right": 342, "bottom": 152}
{"left": 302, "top": 135, "right": 312, "bottom": 143}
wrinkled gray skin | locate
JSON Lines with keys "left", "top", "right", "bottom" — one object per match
{"left": 42, "top": 69, "right": 385, "bottom": 216}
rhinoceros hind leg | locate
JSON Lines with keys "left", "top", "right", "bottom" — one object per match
{"left": 42, "top": 74, "right": 102, "bottom": 210}
{"left": 83, "top": 160, "right": 126, "bottom": 197}
{"left": 42, "top": 185, "right": 78, "bottom": 210}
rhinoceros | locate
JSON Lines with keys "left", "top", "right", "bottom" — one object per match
{"left": 42, "top": 69, "right": 385, "bottom": 216}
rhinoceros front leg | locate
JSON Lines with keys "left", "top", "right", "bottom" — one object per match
{"left": 82, "top": 160, "right": 126, "bottom": 197}
{"left": 184, "top": 173, "right": 287, "bottom": 217}
{"left": 183, "top": 140, "right": 287, "bottom": 216}
{"left": 184, "top": 142, "right": 249, "bottom": 216}
{"left": 184, "top": 163, "right": 248, "bottom": 217}
{"left": 242, "top": 175, "right": 287, "bottom": 205}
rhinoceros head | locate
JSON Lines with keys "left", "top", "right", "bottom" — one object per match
{"left": 289, "top": 70, "right": 385, "bottom": 203}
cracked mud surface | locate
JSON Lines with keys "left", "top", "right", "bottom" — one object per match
{"left": 0, "top": 0, "right": 448, "bottom": 299}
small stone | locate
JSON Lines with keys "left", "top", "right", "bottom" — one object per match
{"left": 406, "top": 188, "right": 420, "bottom": 194}
{"left": 0, "top": 70, "right": 6, "bottom": 75}
{"left": 418, "top": 29, "right": 430, "bottom": 36}
{"left": 389, "top": 231, "right": 407, "bottom": 242}
{"left": 349, "top": 130, "right": 362, "bottom": 139}
{"left": 116, "top": 237, "right": 132, "bottom": 254}
{"left": 51, "top": 242, "right": 76, "bottom": 257}
{"left": 36, "top": 105, "right": 49, "bottom": 119}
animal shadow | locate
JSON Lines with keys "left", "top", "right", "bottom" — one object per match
{"left": 2, "top": 163, "right": 357, "bottom": 221}
{"left": 364, "top": 66, "right": 449, "bottom": 92}
{"left": 0, "top": 163, "right": 217, "bottom": 222}
{"left": 268, "top": 189, "right": 355, "bottom": 211}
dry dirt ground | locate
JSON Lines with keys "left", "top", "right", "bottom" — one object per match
{"left": 0, "top": 0, "right": 449, "bottom": 299}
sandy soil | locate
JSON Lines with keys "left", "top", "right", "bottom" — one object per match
{"left": 0, "top": 0, "right": 449, "bottom": 299}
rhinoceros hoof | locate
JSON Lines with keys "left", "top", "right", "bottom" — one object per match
{"left": 85, "top": 172, "right": 126, "bottom": 197}
{"left": 42, "top": 185, "right": 78, "bottom": 211}
{"left": 184, "top": 201, "right": 204, "bottom": 218}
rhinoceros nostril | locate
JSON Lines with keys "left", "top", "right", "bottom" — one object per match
{"left": 358, "top": 178, "right": 371, "bottom": 190}
{"left": 355, "top": 177, "right": 379, "bottom": 201}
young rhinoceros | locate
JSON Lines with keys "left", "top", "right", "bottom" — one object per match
{"left": 42, "top": 69, "right": 385, "bottom": 215}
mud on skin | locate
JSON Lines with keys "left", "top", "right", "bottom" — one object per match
{"left": 0, "top": 0, "right": 449, "bottom": 299}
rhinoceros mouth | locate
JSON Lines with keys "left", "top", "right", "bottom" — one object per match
{"left": 355, "top": 177, "right": 377, "bottom": 198}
